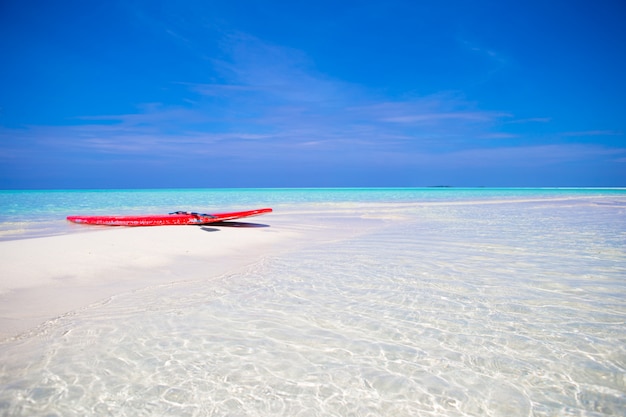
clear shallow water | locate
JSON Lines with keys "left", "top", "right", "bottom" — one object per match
{"left": 1, "top": 187, "right": 624, "bottom": 240}
{"left": 1, "top": 189, "right": 625, "bottom": 416}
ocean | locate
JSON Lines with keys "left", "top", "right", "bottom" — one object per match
{"left": 0, "top": 188, "right": 625, "bottom": 416}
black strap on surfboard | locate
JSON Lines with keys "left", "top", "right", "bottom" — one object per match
{"left": 169, "top": 211, "right": 217, "bottom": 219}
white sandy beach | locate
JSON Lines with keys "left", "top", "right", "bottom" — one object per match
{"left": 0, "top": 218, "right": 295, "bottom": 340}
{"left": 0, "top": 209, "right": 382, "bottom": 340}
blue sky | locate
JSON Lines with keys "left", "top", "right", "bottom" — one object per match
{"left": 1, "top": 0, "right": 625, "bottom": 188}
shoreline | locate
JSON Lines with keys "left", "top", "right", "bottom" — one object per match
{"left": 0, "top": 220, "right": 294, "bottom": 340}
{"left": 2, "top": 193, "right": 623, "bottom": 340}
{"left": 0, "top": 209, "right": 384, "bottom": 341}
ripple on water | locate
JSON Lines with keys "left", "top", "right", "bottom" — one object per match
{"left": 1, "top": 199, "right": 625, "bottom": 416}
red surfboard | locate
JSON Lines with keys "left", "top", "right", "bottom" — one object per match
{"left": 67, "top": 208, "right": 272, "bottom": 226}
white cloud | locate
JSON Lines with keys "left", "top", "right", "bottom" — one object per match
{"left": 4, "top": 30, "right": 623, "bottom": 180}
{"left": 381, "top": 111, "right": 508, "bottom": 124}
{"left": 561, "top": 130, "right": 623, "bottom": 137}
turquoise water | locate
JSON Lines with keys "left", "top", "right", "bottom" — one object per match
{"left": 1, "top": 188, "right": 625, "bottom": 416}
{"left": 1, "top": 188, "right": 624, "bottom": 240}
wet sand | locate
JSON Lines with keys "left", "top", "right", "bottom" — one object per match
{"left": 0, "top": 219, "right": 294, "bottom": 340}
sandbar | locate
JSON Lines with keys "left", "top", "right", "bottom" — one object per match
{"left": 0, "top": 219, "right": 296, "bottom": 340}
{"left": 0, "top": 208, "right": 382, "bottom": 340}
